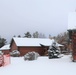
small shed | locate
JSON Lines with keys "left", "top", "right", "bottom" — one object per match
{"left": 0, "top": 44, "right": 10, "bottom": 54}
{"left": 10, "top": 38, "right": 62, "bottom": 56}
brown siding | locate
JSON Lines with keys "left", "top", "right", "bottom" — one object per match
{"left": 10, "top": 40, "right": 18, "bottom": 51}
{"left": 10, "top": 40, "right": 49, "bottom": 56}
{"left": 2, "top": 50, "right": 10, "bottom": 54}
{"left": 18, "top": 47, "right": 46, "bottom": 56}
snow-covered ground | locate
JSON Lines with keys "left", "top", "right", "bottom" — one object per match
{"left": 0, "top": 55, "right": 76, "bottom": 75}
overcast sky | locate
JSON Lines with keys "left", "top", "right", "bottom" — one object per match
{"left": 0, "top": 0, "right": 76, "bottom": 43}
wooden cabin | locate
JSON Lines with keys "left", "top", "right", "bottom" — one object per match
{"left": 10, "top": 38, "right": 62, "bottom": 56}
{"left": 0, "top": 44, "right": 10, "bottom": 54}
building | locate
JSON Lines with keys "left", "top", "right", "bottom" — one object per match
{"left": 10, "top": 38, "right": 62, "bottom": 56}
{"left": 0, "top": 44, "right": 10, "bottom": 54}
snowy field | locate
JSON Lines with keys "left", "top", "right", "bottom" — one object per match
{"left": 0, "top": 55, "right": 76, "bottom": 75}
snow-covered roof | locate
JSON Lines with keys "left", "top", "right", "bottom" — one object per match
{"left": 68, "top": 12, "right": 76, "bottom": 30}
{"left": 0, "top": 44, "right": 10, "bottom": 50}
{"left": 13, "top": 38, "right": 54, "bottom": 47}
{"left": 13, "top": 38, "right": 63, "bottom": 47}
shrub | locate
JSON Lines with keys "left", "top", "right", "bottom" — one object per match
{"left": 24, "top": 51, "right": 40, "bottom": 61}
{"left": 10, "top": 50, "right": 20, "bottom": 57}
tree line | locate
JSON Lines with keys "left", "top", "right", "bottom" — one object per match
{"left": 0, "top": 31, "right": 69, "bottom": 49}
{"left": 13, "top": 31, "right": 46, "bottom": 38}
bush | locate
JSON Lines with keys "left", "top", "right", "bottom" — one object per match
{"left": 24, "top": 51, "right": 40, "bottom": 61}
{"left": 10, "top": 50, "right": 20, "bottom": 57}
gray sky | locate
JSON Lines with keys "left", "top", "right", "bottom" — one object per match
{"left": 0, "top": 0, "right": 76, "bottom": 43}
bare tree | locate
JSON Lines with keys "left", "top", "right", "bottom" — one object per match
{"left": 38, "top": 33, "right": 46, "bottom": 38}
{"left": 33, "top": 31, "right": 46, "bottom": 38}
{"left": 33, "top": 31, "right": 39, "bottom": 38}
{"left": 53, "top": 32, "right": 69, "bottom": 52}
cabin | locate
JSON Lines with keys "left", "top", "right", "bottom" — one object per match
{"left": 68, "top": 12, "right": 76, "bottom": 61}
{"left": 10, "top": 38, "right": 62, "bottom": 56}
{"left": 0, "top": 44, "right": 10, "bottom": 54}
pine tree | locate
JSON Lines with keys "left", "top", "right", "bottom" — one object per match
{"left": 24, "top": 32, "right": 31, "bottom": 38}
{"left": 0, "top": 37, "right": 7, "bottom": 48}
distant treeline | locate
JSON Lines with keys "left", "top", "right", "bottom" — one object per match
{"left": 0, "top": 31, "right": 69, "bottom": 49}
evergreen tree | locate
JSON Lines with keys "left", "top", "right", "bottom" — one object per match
{"left": 24, "top": 32, "right": 31, "bottom": 38}
{"left": 0, "top": 37, "right": 7, "bottom": 48}
{"left": 13, "top": 35, "right": 16, "bottom": 37}
{"left": 18, "top": 35, "right": 21, "bottom": 38}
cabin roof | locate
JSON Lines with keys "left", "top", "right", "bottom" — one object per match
{"left": 0, "top": 44, "right": 10, "bottom": 50}
{"left": 12, "top": 38, "right": 63, "bottom": 47}
{"left": 13, "top": 38, "right": 54, "bottom": 47}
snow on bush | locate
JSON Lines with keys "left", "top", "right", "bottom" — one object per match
{"left": 48, "top": 41, "right": 61, "bottom": 59}
{"left": 24, "top": 51, "right": 40, "bottom": 61}
{"left": 10, "top": 50, "right": 20, "bottom": 57}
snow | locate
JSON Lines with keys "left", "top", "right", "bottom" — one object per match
{"left": 0, "top": 55, "right": 76, "bottom": 75}
{"left": 0, "top": 44, "right": 10, "bottom": 50}
{"left": 13, "top": 38, "right": 55, "bottom": 46}
{"left": 13, "top": 38, "right": 63, "bottom": 47}
{"left": 68, "top": 12, "right": 76, "bottom": 29}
